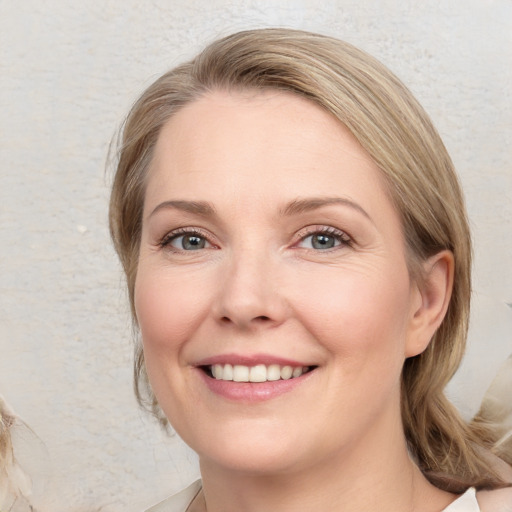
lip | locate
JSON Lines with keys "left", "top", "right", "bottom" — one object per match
{"left": 197, "top": 369, "right": 314, "bottom": 402}
{"left": 193, "top": 353, "right": 317, "bottom": 402}
{"left": 195, "top": 353, "right": 312, "bottom": 367}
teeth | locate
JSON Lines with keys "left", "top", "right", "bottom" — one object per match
{"left": 292, "top": 367, "right": 303, "bottom": 378}
{"left": 249, "top": 364, "right": 267, "bottom": 382}
{"left": 280, "top": 366, "right": 293, "bottom": 380}
{"left": 209, "top": 364, "right": 310, "bottom": 382}
{"left": 212, "top": 364, "right": 221, "bottom": 379}
{"left": 267, "top": 364, "right": 281, "bottom": 381}
{"left": 223, "top": 364, "right": 233, "bottom": 381}
{"left": 233, "top": 365, "right": 249, "bottom": 382}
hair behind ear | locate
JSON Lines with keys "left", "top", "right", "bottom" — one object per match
{"left": 401, "top": 254, "right": 511, "bottom": 492}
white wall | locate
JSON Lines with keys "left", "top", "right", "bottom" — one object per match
{"left": 1, "top": 1, "right": 510, "bottom": 510}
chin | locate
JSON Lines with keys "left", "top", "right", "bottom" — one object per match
{"left": 199, "top": 446, "right": 306, "bottom": 476}
{"left": 186, "top": 420, "right": 309, "bottom": 475}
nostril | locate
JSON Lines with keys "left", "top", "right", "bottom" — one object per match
{"left": 220, "top": 315, "right": 271, "bottom": 325}
{"left": 254, "top": 315, "right": 271, "bottom": 322}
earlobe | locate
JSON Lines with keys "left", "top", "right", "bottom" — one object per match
{"left": 405, "top": 250, "right": 455, "bottom": 358}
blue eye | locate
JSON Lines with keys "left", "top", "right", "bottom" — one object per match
{"left": 297, "top": 229, "right": 350, "bottom": 250}
{"left": 301, "top": 233, "right": 339, "bottom": 250}
{"left": 163, "top": 231, "right": 211, "bottom": 251}
{"left": 172, "top": 234, "right": 208, "bottom": 250}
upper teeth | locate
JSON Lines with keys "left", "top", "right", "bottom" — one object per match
{"left": 210, "top": 364, "right": 309, "bottom": 382}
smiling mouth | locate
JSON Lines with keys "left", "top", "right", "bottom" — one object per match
{"left": 202, "top": 364, "right": 316, "bottom": 383}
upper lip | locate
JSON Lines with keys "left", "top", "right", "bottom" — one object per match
{"left": 194, "top": 353, "right": 314, "bottom": 367}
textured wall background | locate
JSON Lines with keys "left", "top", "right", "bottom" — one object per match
{"left": 1, "top": 1, "right": 511, "bottom": 510}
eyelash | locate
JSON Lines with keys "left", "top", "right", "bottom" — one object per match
{"left": 158, "top": 225, "right": 352, "bottom": 252}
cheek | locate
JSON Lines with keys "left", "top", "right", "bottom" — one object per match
{"left": 293, "top": 263, "right": 412, "bottom": 361}
{"left": 134, "top": 269, "right": 211, "bottom": 357}
{"left": 133, "top": 268, "right": 215, "bottom": 422}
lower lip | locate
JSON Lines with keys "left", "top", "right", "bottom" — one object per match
{"left": 197, "top": 369, "right": 315, "bottom": 402}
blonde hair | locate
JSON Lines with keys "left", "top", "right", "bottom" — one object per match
{"left": 0, "top": 395, "right": 32, "bottom": 509}
{"left": 109, "top": 28, "right": 511, "bottom": 492}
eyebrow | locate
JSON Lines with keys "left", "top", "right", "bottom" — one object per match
{"left": 148, "top": 200, "right": 216, "bottom": 219}
{"left": 148, "top": 196, "right": 372, "bottom": 223}
{"left": 281, "top": 197, "right": 372, "bottom": 221}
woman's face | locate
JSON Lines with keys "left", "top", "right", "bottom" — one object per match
{"left": 135, "top": 90, "right": 427, "bottom": 475}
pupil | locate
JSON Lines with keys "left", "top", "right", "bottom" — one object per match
{"left": 183, "top": 235, "right": 204, "bottom": 250}
{"left": 313, "top": 234, "right": 334, "bottom": 249}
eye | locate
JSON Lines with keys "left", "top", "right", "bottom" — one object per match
{"left": 172, "top": 234, "right": 209, "bottom": 250}
{"left": 302, "top": 233, "right": 339, "bottom": 250}
{"left": 297, "top": 228, "right": 351, "bottom": 250}
{"left": 160, "top": 229, "right": 213, "bottom": 251}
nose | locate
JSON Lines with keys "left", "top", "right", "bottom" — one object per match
{"left": 213, "top": 250, "right": 288, "bottom": 330}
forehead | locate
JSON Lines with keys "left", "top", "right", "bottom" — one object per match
{"left": 145, "top": 89, "right": 394, "bottom": 220}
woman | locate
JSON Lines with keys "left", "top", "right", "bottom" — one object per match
{"left": 109, "top": 29, "right": 512, "bottom": 511}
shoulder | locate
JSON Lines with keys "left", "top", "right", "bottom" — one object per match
{"left": 144, "top": 480, "right": 202, "bottom": 512}
{"left": 477, "top": 487, "right": 512, "bottom": 512}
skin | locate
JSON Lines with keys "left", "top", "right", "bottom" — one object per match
{"left": 135, "top": 90, "right": 455, "bottom": 511}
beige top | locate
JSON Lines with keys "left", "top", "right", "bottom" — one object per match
{"left": 145, "top": 481, "right": 512, "bottom": 512}
{"left": 145, "top": 480, "right": 201, "bottom": 512}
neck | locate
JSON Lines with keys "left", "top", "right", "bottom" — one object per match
{"left": 194, "top": 425, "right": 454, "bottom": 512}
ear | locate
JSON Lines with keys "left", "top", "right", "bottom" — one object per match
{"left": 405, "top": 250, "right": 454, "bottom": 358}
